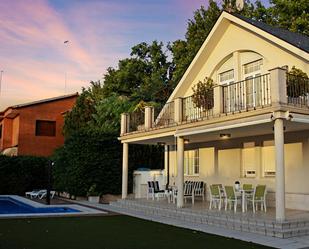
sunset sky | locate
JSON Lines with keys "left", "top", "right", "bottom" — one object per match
{"left": 0, "top": 0, "right": 268, "bottom": 109}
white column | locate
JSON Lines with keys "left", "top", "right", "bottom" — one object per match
{"left": 164, "top": 145, "right": 169, "bottom": 187}
{"left": 122, "top": 142, "right": 129, "bottom": 199}
{"left": 177, "top": 137, "right": 184, "bottom": 208}
{"left": 144, "top": 106, "right": 153, "bottom": 130}
{"left": 274, "top": 117, "right": 286, "bottom": 221}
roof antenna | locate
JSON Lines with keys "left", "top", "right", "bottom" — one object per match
{"left": 236, "top": 0, "right": 244, "bottom": 11}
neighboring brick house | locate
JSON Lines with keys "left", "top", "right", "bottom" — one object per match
{"left": 0, "top": 93, "right": 78, "bottom": 157}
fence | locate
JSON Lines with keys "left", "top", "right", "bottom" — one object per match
{"left": 182, "top": 95, "right": 213, "bottom": 122}
{"left": 129, "top": 110, "right": 144, "bottom": 132}
{"left": 287, "top": 73, "right": 309, "bottom": 107}
{"left": 153, "top": 101, "right": 175, "bottom": 128}
{"left": 223, "top": 73, "right": 271, "bottom": 113}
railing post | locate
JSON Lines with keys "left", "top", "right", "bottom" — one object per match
{"left": 174, "top": 98, "right": 183, "bottom": 124}
{"left": 120, "top": 113, "right": 129, "bottom": 135}
{"left": 213, "top": 85, "right": 223, "bottom": 115}
{"left": 269, "top": 67, "right": 287, "bottom": 105}
{"left": 144, "top": 106, "right": 153, "bottom": 130}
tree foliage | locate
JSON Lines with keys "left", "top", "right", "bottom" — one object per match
{"left": 269, "top": 0, "right": 309, "bottom": 36}
{"left": 0, "top": 155, "right": 49, "bottom": 195}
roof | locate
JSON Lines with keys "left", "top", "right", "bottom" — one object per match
{"left": 231, "top": 12, "right": 309, "bottom": 53}
{"left": 0, "top": 93, "right": 78, "bottom": 114}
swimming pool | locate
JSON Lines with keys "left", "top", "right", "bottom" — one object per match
{"left": 0, "top": 197, "right": 80, "bottom": 215}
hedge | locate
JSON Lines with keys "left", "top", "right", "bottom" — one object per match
{"left": 52, "top": 131, "right": 164, "bottom": 196}
{"left": 0, "top": 155, "right": 49, "bottom": 195}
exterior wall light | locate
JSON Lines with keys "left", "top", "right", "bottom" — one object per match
{"left": 220, "top": 133, "right": 231, "bottom": 139}
{"left": 184, "top": 139, "right": 190, "bottom": 144}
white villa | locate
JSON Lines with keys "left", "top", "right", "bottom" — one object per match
{"left": 117, "top": 11, "right": 309, "bottom": 237}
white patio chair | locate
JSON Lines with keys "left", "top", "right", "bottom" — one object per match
{"left": 146, "top": 181, "right": 165, "bottom": 200}
{"left": 147, "top": 181, "right": 155, "bottom": 200}
{"left": 30, "top": 189, "right": 47, "bottom": 199}
{"left": 247, "top": 185, "right": 267, "bottom": 213}
{"left": 39, "top": 190, "right": 56, "bottom": 200}
{"left": 172, "top": 181, "right": 195, "bottom": 205}
{"left": 184, "top": 181, "right": 195, "bottom": 204}
{"left": 25, "top": 189, "right": 40, "bottom": 198}
{"left": 223, "top": 186, "right": 241, "bottom": 213}
{"left": 209, "top": 184, "right": 222, "bottom": 210}
{"left": 193, "top": 181, "right": 205, "bottom": 201}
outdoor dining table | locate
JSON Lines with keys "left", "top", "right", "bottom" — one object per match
{"left": 237, "top": 189, "right": 254, "bottom": 213}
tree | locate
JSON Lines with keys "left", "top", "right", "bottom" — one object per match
{"left": 269, "top": 0, "right": 309, "bottom": 36}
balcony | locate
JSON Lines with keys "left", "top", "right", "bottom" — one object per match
{"left": 121, "top": 68, "right": 309, "bottom": 136}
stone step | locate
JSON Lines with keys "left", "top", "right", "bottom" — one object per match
{"left": 110, "top": 199, "right": 309, "bottom": 238}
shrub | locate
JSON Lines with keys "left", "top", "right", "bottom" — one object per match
{"left": 0, "top": 155, "right": 49, "bottom": 195}
{"left": 52, "top": 131, "right": 163, "bottom": 197}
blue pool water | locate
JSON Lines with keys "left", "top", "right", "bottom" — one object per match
{"left": 0, "top": 197, "right": 80, "bottom": 214}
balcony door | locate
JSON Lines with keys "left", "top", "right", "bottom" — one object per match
{"left": 219, "top": 69, "right": 236, "bottom": 112}
{"left": 244, "top": 60, "right": 262, "bottom": 108}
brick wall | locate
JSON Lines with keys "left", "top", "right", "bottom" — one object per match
{"left": 16, "top": 96, "right": 76, "bottom": 157}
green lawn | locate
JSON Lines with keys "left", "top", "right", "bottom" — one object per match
{"left": 0, "top": 215, "right": 273, "bottom": 249}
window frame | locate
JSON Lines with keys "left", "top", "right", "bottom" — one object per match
{"left": 35, "top": 120, "right": 56, "bottom": 137}
{"left": 184, "top": 149, "right": 199, "bottom": 176}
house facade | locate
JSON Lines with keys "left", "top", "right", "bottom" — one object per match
{"left": 0, "top": 93, "right": 77, "bottom": 157}
{"left": 119, "top": 12, "right": 309, "bottom": 223}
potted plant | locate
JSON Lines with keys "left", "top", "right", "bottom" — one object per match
{"left": 87, "top": 184, "right": 101, "bottom": 203}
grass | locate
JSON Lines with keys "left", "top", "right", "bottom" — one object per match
{"left": 0, "top": 215, "right": 273, "bottom": 249}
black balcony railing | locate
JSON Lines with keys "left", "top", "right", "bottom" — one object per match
{"left": 287, "top": 73, "right": 309, "bottom": 107}
{"left": 153, "top": 101, "right": 175, "bottom": 128}
{"left": 182, "top": 95, "right": 213, "bottom": 122}
{"left": 223, "top": 73, "right": 271, "bottom": 113}
{"left": 129, "top": 110, "right": 144, "bottom": 132}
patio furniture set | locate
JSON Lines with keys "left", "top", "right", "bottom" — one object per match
{"left": 147, "top": 181, "right": 205, "bottom": 204}
{"left": 147, "top": 181, "right": 267, "bottom": 213}
{"left": 209, "top": 184, "right": 267, "bottom": 213}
